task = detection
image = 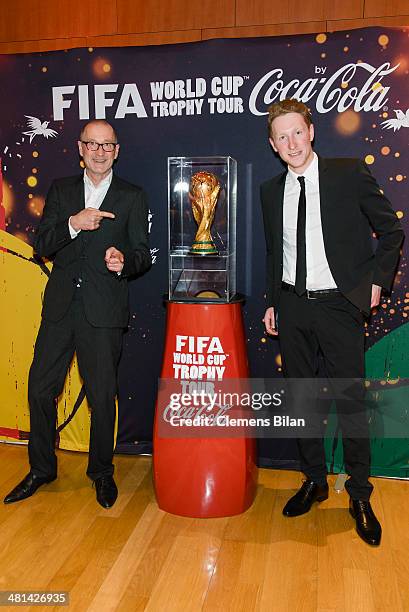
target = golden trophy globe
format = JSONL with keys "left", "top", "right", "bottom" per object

{"left": 189, "top": 171, "right": 220, "bottom": 255}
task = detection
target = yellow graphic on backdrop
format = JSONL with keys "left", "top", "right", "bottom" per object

{"left": 0, "top": 229, "right": 116, "bottom": 452}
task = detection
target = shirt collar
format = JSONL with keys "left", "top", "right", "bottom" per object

{"left": 287, "top": 152, "right": 318, "bottom": 186}
{"left": 83, "top": 170, "right": 113, "bottom": 190}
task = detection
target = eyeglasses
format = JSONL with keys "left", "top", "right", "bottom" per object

{"left": 81, "top": 141, "right": 118, "bottom": 152}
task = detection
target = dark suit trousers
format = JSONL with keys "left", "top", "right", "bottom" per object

{"left": 28, "top": 291, "right": 123, "bottom": 481}
{"left": 278, "top": 290, "right": 373, "bottom": 500}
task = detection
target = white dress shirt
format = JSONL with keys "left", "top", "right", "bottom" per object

{"left": 68, "top": 170, "right": 113, "bottom": 238}
{"left": 282, "top": 153, "right": 337, "bottom": 290}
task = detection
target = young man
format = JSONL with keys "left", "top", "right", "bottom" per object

{"left": 261, "top": 99, "right": 404, "bottom": 545}
{"left": 4, "top": 120, "right": 151, "bottom": 509}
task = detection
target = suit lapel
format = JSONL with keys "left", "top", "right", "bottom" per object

{"left": 99, "top": 175, "right": 120, "bottom": 215}
{"left": 271, "top": 171, "right": 286, "bottom": 266}
{"left": 70, "top": 177, "right": 86, "bottom": 257}
{"left": 81, "top": 174, "right": 121, "bottom": 251}
{"left": 71, "top": 176, "right": 85, "bottom": 214}
{"left": 317, "top": 155, "right": 332, "bottom": 253}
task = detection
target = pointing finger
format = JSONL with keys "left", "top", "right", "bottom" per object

{"left": 98, "top": 211, "right": 115, "bottom": 219}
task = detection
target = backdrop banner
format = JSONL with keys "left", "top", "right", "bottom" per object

{"left": 0, "top": 26, "right": 408, "bottom": 476}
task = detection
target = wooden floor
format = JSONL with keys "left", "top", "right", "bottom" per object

{"left": 0, "top": 444, "right": 408, "bottom": 612}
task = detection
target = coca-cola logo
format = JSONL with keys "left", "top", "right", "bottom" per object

{"left": 249, "top": 62, "right": 399, "bottom": 115}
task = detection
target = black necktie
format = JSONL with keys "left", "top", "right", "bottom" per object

{"left": 295, "top": 176, "right": 306, "bottom": 296}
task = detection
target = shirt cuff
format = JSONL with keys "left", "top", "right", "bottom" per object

{"left": 68, "top": 216, "right": 81, "bottom": 239}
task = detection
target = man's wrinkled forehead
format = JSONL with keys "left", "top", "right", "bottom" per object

{"left": 80, "top": 120, "right": 117, "bottom": 142}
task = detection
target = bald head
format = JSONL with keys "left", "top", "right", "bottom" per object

{"left": 79, "top": 120, "right": 117, "bottom": 143}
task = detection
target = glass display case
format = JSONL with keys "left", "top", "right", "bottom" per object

{"left": 168, "top": 156, "right": 237, "bottom": 302}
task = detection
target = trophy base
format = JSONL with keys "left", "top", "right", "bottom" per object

{"left": 190, "top": 240, "right": 218, "bottom": 255}
{"left": 194, "top": 290, "right": 221, "bottom": 299}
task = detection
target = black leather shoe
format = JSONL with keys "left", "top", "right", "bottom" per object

{"left": 94, "top": 475, "right": 118, "bottom": 509}
{"left": 3, "top": 472, "right": 56, "bottom": 504}
{"left": 283, "top": 480, "right": 329, "bottom": 517}
{"left": 349, "top": 499, "right": 382, "bottom": 546}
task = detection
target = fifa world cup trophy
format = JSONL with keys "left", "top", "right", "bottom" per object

{"left": 189, "top": 171, "right": 220, "bottom": 255}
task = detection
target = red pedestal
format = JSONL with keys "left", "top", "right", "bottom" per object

{"left": 153, "top": 299, "right": 258, "bottom": 518}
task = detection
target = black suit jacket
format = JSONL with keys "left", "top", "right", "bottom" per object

{"left": 34, "top": 174, "right": 151, "bottom": 327}
{"left": 261, "top": 156, "right": 404, "bottom": 315}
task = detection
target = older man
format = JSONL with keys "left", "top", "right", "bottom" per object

{"left": 261, "top": 99, "right": 403, "bottom": 545}
{"left": 4, "top": 120, "right": 151, "bottom": 508}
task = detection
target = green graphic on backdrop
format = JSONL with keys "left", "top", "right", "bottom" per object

{"left": 326, "top": 323, "right": 409, "bottom": 478}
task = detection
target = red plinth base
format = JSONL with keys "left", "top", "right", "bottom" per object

{"left": 153, "top": 299, "right": 258, "bottom": 518}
